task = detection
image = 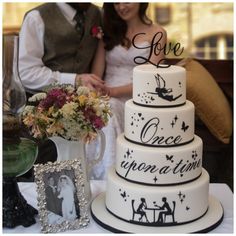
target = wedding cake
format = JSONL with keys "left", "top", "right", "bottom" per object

{"left": 91, "top": 64, "right": 223, "bottom": 233}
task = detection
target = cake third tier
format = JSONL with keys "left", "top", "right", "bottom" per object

{"left": 125, "top": 99, "right": 195, "bottom": 147}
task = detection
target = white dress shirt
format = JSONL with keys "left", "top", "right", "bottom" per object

{"left": 19, "top": 3, "right": 79, "bottom": 92}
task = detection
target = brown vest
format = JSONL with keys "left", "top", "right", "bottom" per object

{"left": 28, "top": 3, "right": 101, "bottom": 73}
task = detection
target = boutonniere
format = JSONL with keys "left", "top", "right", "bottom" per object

{"left": 91, "top": 25, "right": 103, "bottom": 39}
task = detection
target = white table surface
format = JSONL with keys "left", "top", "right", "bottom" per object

{"left": 3, "top": 181, "right": 233, "bottom": 234}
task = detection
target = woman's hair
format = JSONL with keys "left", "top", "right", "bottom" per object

{"left": 58, "top": 175, "right": 75, "bottom": 192}
{"left": 103, "top": 3, "right": 152, "bottom": 50}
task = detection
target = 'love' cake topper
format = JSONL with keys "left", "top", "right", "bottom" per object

{"left": 132, "top": 32, "right": 184, "bottom": 68}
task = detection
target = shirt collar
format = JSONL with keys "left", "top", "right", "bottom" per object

{"left": 56, "top": 3, "right": 77, "bottom": 22}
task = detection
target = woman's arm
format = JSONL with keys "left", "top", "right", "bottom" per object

{"left": 107, "top": 83, "right": 133, "bottom": 98}
{"left": 91, "top": 39, "right": 106, "bottom": 78}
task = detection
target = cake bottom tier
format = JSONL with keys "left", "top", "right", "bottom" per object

{"left": 105, "top": 167, "right": 209, "bottom": 226}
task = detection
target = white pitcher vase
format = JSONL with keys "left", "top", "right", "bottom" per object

{"left": 50, "top": 130, "right": 105, "bottom": 202}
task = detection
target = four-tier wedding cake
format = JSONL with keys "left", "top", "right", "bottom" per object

{"left": 91, "top": 64, "right": 223, "bottom": 233}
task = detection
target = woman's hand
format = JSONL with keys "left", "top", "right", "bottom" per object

{"left": 105, "top": 87, "right": 116, "bottom": 97}
{"left": 75, "top": 73, "right": 107, "bottom": 95}
{"left": 105, "top": 84, "right": 133, "bottom": 98}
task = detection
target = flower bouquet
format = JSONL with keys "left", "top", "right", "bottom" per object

{"left": 22, "top": 84, "right": 112, "bottom": 143}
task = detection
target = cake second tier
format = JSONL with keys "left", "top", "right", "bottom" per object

{"left": 125, "top": 99, "right": 195, "bottom": 147}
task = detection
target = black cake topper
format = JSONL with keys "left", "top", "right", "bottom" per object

{"left": 132, "top": 32, "right": 184, "bottom": 68}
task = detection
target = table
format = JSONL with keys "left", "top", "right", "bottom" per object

{"left": 3, "top": 181, "right": 233, "bottom": 234}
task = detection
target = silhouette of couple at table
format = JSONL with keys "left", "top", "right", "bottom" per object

{"left": 132, "top": 197, "right": 175, "bottom": 224}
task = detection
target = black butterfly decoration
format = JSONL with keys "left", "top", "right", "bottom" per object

{"left": 181, "top": 121, "right": 189, "bottom": 132}
{"left": 166, "top": 155, "right": 174, "bottom": 162}
{"left": 121, "top": 191, "right": 126, "bottom": 198}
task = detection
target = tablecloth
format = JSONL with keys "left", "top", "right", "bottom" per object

{"left": 3, "top": 182, "right": 233, "bottom": 234}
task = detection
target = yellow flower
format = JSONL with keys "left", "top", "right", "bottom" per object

{"left": 47, "top": 121, "right": 64, "bottom": 135}
{"left": 38, "top": 113, "right": 53, "bottom": 124}
{"left": 48, "top": 106, "right": 54, "bottom": 116}
{"left": 23, "top": 114, "right": 35, "bottom": 126}
{"left": 60, "top": 102, "right": 78, "bottom": 118}
{"left": 78, "top": 95, "right": 87, "bottom": 105}
{"left": 32, "top": 125, "right": 43, "bottom": 138}
{"left": 90, "top": 91, "right": 97, "bottom": 98}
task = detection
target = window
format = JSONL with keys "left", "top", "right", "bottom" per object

{"left": 155, "top": 5, "right": 171, "bottom": 25}
{"left": 194, "top": 34, "right": 233, "bottom": 60}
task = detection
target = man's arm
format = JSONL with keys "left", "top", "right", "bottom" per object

{"left": 19, "top": 9, "right": 107, "bottom": 95}
{"left": 19, "top": 10, "right": 76, "bottom": 92}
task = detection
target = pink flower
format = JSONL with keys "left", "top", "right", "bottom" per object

{"left": 39, "top": 88, "right": 67, "bottom": 109}
{"left": 84, "top": 108, "right": 105, "bottom": 129}
{"left": 93, "top": 117, "right": 104, "bottom": 129}
{"left": 91, "top": 25, "right": 103, "bottom": 39}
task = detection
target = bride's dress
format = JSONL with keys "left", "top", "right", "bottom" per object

{"left": 89, "top": 42, "right": 150, "bottom": 180}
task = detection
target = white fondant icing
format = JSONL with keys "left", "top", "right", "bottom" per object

{"left": 116, "top": 134, "right": 203, "bottom": 185}
{"left": 133, "top": 64, "right": 186, "bottom": 107}
{"left": 92, "top": 193, "right": 223, "bottom": 233}
{"left": 106, "top": 168, "right": 209, "bottom": 225}
{"left": 125, "top": 100, "right": 195, "bottom": 147}
{"left": 101, "top": 64, "right": 215, "bottom": 231}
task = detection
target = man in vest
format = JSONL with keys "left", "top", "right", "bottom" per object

{"left": 18, "top": 3, "right": 106, "bottom": 167}
{"left": 19, "top": 2, "right": 105, "bottom": 94}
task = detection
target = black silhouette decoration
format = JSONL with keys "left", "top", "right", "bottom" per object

{"left": 130, "top": 112, "right": 145, "bottom": 135}
{"left": 124, "top": 148, "right": 134, "bottom": 159}
{"left": 130, "top": 196, "right": 178, "bottom": 226}
{"left": 178, "top": 191, "right": 186, "bottom": 203}
{"left": 121, "top": 191, "right": 126, "bottom": 198}
{"left": 166, "top": 155, "right": 174, "bottom": 162}
{"left": 171, "top": 115, "right": 178, "bottom": 128}
{"left": 148, "top": 74, "right": 182, "bottom": 102}
{"left": 153, "top": 176, "right": 158, "bottom": 183}
{"left": 154, "top": 197, "right": 176, "bottom": 223}
{"left": 131, "top": 198, "right": 149, "bottom": 223}
{"left": 119, "top": 189, "right": 129, "bottom": 201}
{"left": 163, "top": 201, "right": 176, "bottom": 223}
{"left": 181, "top": 121, "right": 189, "bottom": 132}
{"left": 192, "top": 150, "right": 198, "bottom": 160}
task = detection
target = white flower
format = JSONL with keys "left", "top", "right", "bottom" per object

{"left": 22, "top": 105, "right": 35, "bottom": 115}
{"left": 76, "top": 86, "right": 90, "bottom": 96}
{"left": 64, "top": 85, "right": 75, "bottom": 93}
{"left": 60, "top": 102, "right": 78, "bottom": 119}
{"left": 28, "top": 93, "right": 47, "bottom": 102}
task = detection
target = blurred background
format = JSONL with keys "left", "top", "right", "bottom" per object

{"left": 3, "top": 2, "right": 234, "bottom": 60}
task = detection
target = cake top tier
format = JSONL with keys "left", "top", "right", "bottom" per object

{"left": 133, "top": 64, "right": 186, "bottom": 107}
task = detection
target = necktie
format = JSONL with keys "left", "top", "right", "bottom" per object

{"left": 73, "top": 11, "right": 85, "bottom": 38}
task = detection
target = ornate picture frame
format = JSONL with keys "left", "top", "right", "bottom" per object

{"left": 34, "top": 159, "right": 89, "bottom": 233}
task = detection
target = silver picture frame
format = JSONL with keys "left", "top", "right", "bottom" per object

{"left": 34, "top": 159, "right": 90, "bottom": 233}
